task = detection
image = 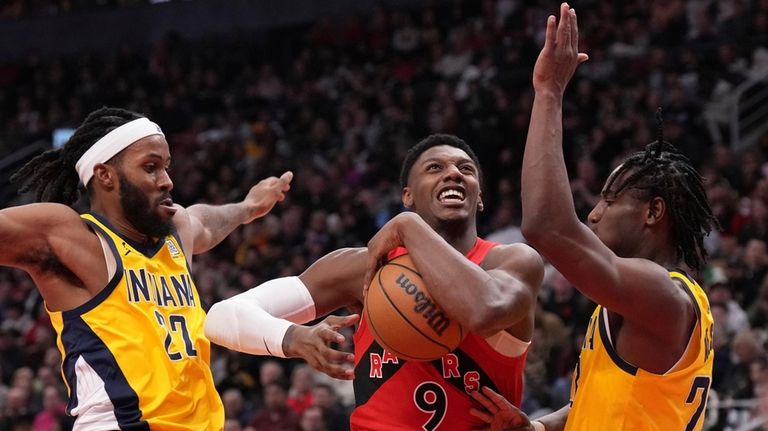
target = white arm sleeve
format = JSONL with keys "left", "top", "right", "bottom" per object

{"left": 204, "top": 276, "right": 316, "bottom": 358}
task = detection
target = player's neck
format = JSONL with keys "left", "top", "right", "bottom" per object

{"left": 90, "top": 201, "right": 157, "bottom": 245}
{"left": 435, "top": 221, "right": 477, "bottom": 255}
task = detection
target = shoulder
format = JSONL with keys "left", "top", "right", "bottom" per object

{"left": 484, "top": 243, "right": 545, "bottom": 288}
{"left": 484, "top": 243, "right": 543, "bottom": 269}
{"left": 169, "top": 204, "right": 193, "bottom": 250}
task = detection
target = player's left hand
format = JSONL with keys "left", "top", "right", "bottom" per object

{"left": 363, "top": 212, "right": 417, "bottom": 292}
{"left": 470, "top": 386, "right": 534, "bottom": 431}
{"left": 243, "top": 171, "right": 293, "bottom": 223}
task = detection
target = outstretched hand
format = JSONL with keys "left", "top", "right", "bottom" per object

{"left": 243, "top": 171, "right": 293, "bottom": 223}
{"left": 470, "top": 386, "right": 534, "bottom": 431}
{"left": 282, "top": 314, "right": 359, "bottom": 380}
{"left": 533, "top": 2, "right": 589, "bottom": 95}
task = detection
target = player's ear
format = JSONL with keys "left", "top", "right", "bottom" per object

{"left": 402, "top": 187, "right": 414, "bottom": 209}
{"left": 646, "top": 196, "right": 666, "bottom": 226}
{"left": 93, "top": 163, "right": 116, "bottom": 190}
{"left": 478, "top": 192, "right": 484, "bottom": 212}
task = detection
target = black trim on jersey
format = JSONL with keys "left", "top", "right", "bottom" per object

{"left": 429, "top": 348, "right": 500, "bottom": 395}
{"left": 87, "top": 212, "right": 167, "bottom": 258}
{"left": 62, "top": 218, "right": 125, "bottom": 321}
{"left": 597, "top": 307, "right": 638, "bottom": 376}
{"left": 353, "top": 340, "right": 406, "bottom": 407}
{"left": 61, "top": 317, "right": 149, "bottom": 430}
{"left": 670, "top": 271, "right": 702, "bottom": 323}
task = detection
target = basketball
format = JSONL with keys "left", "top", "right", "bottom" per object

{"left": 364, "top": 253, "right": 465, "bottom": 361}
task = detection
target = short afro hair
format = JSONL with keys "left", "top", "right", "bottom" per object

{"left": 399, "top": 134, "right": 482, "bottom": 188}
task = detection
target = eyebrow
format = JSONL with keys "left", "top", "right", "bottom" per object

{"left": 420, "top": 156, "right": 475, "bottom": 165}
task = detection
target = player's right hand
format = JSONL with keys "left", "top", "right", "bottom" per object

{"left": 532, "top": 2, "right": 588, "bottom": 95}
{"left": 282, "top": 314, "right": 359, "bottom": 380}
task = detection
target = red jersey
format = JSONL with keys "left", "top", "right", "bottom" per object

{"left": 350, "top": 238, "right": 528, "bottom": 431}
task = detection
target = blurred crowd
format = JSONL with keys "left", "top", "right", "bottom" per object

{"left": 1, "top": 0, "right": 768, "bottom": 430}
{"left": 0, "top": 0, "right": 168, "bottom": 19}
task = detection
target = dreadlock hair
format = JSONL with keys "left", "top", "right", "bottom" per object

{"left": 399, "top": 134, "right": 483, "bottom": 188}
{"left": 11, "top": 107, "right": 144, "bottom": 205}
{"left": 604, "top": 108, "right": 720, "bottom": 272}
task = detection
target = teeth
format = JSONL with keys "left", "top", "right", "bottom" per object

{"left": 439, "top": 190, "right": 464, "bottom": 200}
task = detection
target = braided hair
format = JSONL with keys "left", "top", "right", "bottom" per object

{"left": 605, "top": 108, "right": 720, "bottom": 272}
{"left": 11, "top": 107, "right": 143, "bottom": 205}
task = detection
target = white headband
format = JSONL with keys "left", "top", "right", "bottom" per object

{"left": 75, "top": 117, "right": 165, "bottom": 186}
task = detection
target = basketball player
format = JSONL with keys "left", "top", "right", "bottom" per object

{"left": 470, "top": 4, "right": 717, "bottom": 431}
{"left": 0, "top": 107, "right": 292, "bottom": 430}
{"left": 205, "top": 134, "right": 544, "bottom": 430}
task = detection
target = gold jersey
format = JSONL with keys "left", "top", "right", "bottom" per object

{"left": 48, "top": 213, "right": 224, "bottom": 430}
{"left": 565, "top": 271, "right": 714, "bottom": 431}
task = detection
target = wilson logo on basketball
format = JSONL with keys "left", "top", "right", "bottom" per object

{"left": 395, "top": 273, "right": 451, "bottom": 336}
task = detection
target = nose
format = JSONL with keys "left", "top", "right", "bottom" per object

{"left": 587, "top": 201, "right": 604, "bottom": 225}
{"left": 443, "top": 163, "right": 462, "bottom": 181}
{"left": 158, "top": 168, "right": 174, "bottom": 191}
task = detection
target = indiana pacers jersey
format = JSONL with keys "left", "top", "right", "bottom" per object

{"left": 565, "top": 270, "right": 714, "bottom": 431}
{"left": 47, "top": 213, "right": 224, "bottom": 430}
{"left": 350, "top": 239, "right": 528, "bottom": 431}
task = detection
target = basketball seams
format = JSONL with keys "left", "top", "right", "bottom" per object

{"left": 375, "top": 263, "right": 453, "bottom": 354}
{"left": 385, "top": 261, "right": 423, "bottom": 278}
{"left": 365, "top": 275, "right": 443, "bottom": 361}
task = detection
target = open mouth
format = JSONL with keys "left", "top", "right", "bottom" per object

{"left": 438, "top": 187, "right": 465, "bottom": 204}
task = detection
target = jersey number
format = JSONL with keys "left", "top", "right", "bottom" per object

{"left": 155, "top": 311, "right": 198, "bottom": 360}
{"left": 684, "top": 376, "right": 710, "bottom": 431}
{"left": 414, "top": 382, "right": 447, "bottom": 431}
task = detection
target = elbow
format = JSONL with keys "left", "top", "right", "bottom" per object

{"left": 464, "top": 301, "right": 511, "bottom": 337}
{"left": 204, "top": 301, "right": 230, "bottom": 342}
{"left": 520, "top": 222, "right": 541, "bottom": 246}
{"left": 520, "top": 207, "right": 550, "bottom": 246}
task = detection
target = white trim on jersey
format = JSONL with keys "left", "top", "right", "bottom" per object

{"left": 71, "top": 356, "right": 120, "bottom": 431}
{"left": 484, "top": 330, "right": 531, "bottom": 358}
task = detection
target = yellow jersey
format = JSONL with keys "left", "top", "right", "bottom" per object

{"left": 565, "top": 271, "right": 714, "bottom": 431}
{"left": 48, "top": 213, "right": 224, "bottom": 430}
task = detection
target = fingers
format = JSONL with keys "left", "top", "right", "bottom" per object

{"left": 482, "top": 385, "right": 515, "bottom": 409}
{"left": 570, "top": 7, "right": 589, "bottom": 63}
{"left": 469, "top": 407, "right": 493, "bottom": 423}
{"left": 544, "top": 15, "right": 556, "bottom": 49}
{"left": 555, "top": 3, "right": 569, "bottom": 51}
{"left": 570, "top": 8, "right": 578, "bottom": 54}
{"left": 470, "top": 388, "right": 498, "bottom": 413}
{"left": 280, "top": 170, "right": 293, "bottom": 182}
{"left": 324, "top": 314, "right": 360, "bottom": 331}
{"left": 317, "top": 362, "right": 355, "bottom": 380}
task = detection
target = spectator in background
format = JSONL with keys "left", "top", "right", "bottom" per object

{"left": 286, "top": 365, "right": 315, "bottom": 416}
{"left": 299, "top": 406, "right": 327, "bottom": 431}
{"left": 250, "top": 382, "right": 301, "bottom": 431}
{"left": 310, "top": 383, "right": 349, "bottom": 431}
{"left": 1, "top": 0, "right": 768, "bottom": 427}
{"left": 32, "top": 386, "right": 66, "bottom": 431}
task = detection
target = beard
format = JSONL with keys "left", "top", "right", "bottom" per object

{"left": 118, "top": 172, "right": 174, "bottom": 239}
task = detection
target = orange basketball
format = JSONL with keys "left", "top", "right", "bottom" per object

{"left": 364, "top": 253, "right": 465, "bottom": 361}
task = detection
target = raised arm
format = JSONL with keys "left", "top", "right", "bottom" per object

{"left": 177, "top": 171, "right": 292, "bottom": 255}
{"left": 365, "top": 212, "right": 543, "bottom": 338}
{"left": 519, "top": 6, "right": 691, "bottom": 350}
